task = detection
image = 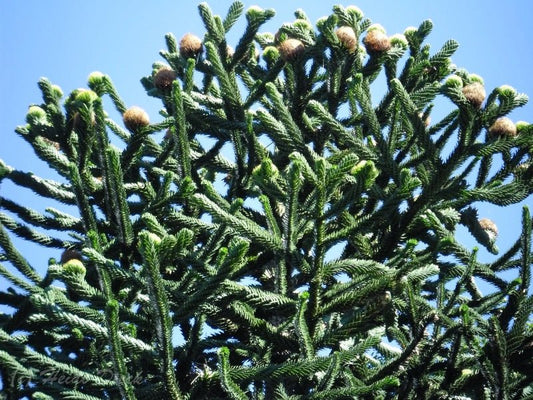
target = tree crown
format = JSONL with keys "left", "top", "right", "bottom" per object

{"left": 0, "top": 2, "right": 532, "bottom": 399}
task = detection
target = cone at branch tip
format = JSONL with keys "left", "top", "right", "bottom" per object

{"left": 153, "top": 67, "right": 177, "bottom": 91}
{"left": 363, "top": 24, "right": 391, "bottom": 54}
{"left": 489, "top": 117, "right": 517, "bottom": 138}
{"left": 179, "top": 33, "right": 203, "bottom": 59}
{"left": 123, "top": 106, "right": 150, "bottom": 132}
{"left": 479, "top": 218, "right": 498, "bottom": 242}
{"left": 336, "top": 26, "right": 357, "bottom": 52}
{"left": 462, "top": 82, "right": 486, "bottom": 108}
{"left": 278, "top": 38, "right": 305, "bottom": 62}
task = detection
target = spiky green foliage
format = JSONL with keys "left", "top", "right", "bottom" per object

{"left": 1, "top": 3, "right": 533, "bottom": 399}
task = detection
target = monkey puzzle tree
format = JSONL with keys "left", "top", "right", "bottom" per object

{"left": 1, "top": 2, "right": 532, "bottom": 399}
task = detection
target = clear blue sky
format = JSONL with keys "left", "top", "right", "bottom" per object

{"left": 1, "top": 1, "right": 532, "bottom": 282}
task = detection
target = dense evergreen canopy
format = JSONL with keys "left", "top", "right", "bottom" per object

{"left": 1, "top": 3, "right": 532, "bottom": 399}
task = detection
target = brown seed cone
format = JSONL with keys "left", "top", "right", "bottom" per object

{"left": 278, "top": 38, "right": 305, "bottom": 62}
{"left": 123, "top": 106, "right": 150, "bottom": 132}
{"left": 462, "top": 82, "right": 486, "bottom": 108}
{"left": 60, "top": 248, "right": 83, "bottom": 264}
{"left": 363, "top": 30, "right": 391, "bottom": 54}
{"left": 489, "top": 117, "right": 517, "bottom": 138}
{"left": 179, "top": 33, "right": 203, "bottom": 59}
{"left": 153, "top": 67, "right": 177, "bottom": 91}
{"left": 479, "top": 218, "right": 498, "bottom": 241}
{"left": 336, "top": 26, "right": 358, "bottom": 52}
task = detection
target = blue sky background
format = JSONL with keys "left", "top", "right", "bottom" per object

{"left": 1, "top": 1, "right": 532, "bottom": 289}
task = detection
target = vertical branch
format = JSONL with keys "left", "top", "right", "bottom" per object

{"left": 138, "top": 231, "right": 182, "bottom": 400}
{"left": 258, "top": 195, "right": 281, "bottom": 238}
{"left": 105, "top": 299, "right": 137, "bottom": 400}
{"left": 218, "top": 347, "right": 248, "bottom": 400}
{"left": 228, "top": 5, "right": 274, "bottom": 69}
{"left": 308, "top": 158, "right": 326, "bottom": 334}
{"left": 68, "top": 162, "right": 98, "bottom": 234}
{"left": 294, "top": 291, "right": 314, "bottom": 360}
{"left": 204, "top": 41, "right": 244, "bottom": 121}
{"left": 443, "top": 248, "right": 478, "bottom": 315}
{"left": 229, "top": 127, "right": 246, "bottom": 196}
{"left": 104, "top": 147, "right": 134, "bottom": 249}
{"left": 244, "top": 111, "right": 264, "bottom": 179}
{"left": 520, "top": 206, "right": 531, "bottom": 294}
{"left": 198, "top": 2, "right": 225, "bottom": 43}
{"left": 86, "top": 231, "right": 136, "bottom": 400}
{"left": 489, "top": 317, "right": 509, "bottom": 400}
{"left": 184, "top": 58, "right": 196, "bottom": 93}
{"left": 280, "top": 161, "right": 302, "bottom": 295}
{"left": 172, "top": 81, "right": 191, "bottom": 180}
